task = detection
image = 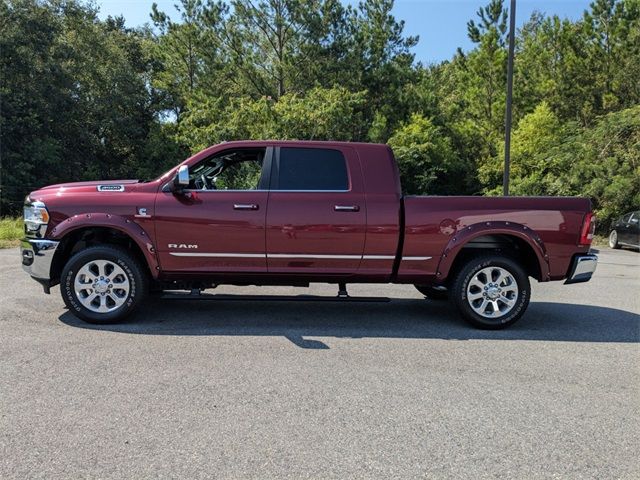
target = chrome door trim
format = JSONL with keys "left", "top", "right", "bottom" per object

{"left": 168, "top": 252, "right": 431, "bottom": 261}
{"left": 268, "top": 253, "right": 362, "bottom": 260}
{"left": 169, "top": 252, "right": 266, "bottom": 258}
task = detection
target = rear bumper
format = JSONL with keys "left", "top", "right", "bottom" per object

{"left": 21, "top": 238, "right": 59, "bottom": 293}
{"left": 564, "top": 253, "right": 598, "bottom": 284}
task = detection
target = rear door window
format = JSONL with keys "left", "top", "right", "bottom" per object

{"left": 274, "top": 148, "right": 349, "bottom": 191}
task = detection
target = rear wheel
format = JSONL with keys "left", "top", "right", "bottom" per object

{"left": 414, "top": 285, "right": 448, "bottom": 300}
{"left": 60, "top": 245, "right": 147, "bottom": 324}
{"left": 609, "top": 230, "right": 621, "bottom": 249}
{"left": 450, "top": 255, "right": 530, "bottom": 329}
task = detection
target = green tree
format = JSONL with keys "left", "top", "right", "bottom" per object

{"left": 177, "top": 87, "right": 367, "bottom": 151}
{"left": 514, "top": 14, "right": 585, "bottom": 122}
{"left": 581, "top": 0, "right": 640, "bottom": 114}
{"left": 515, "top": 0, "right": 640, "bottom": 126}
{"left": 0, "top": 0, "right": 182, "bottom": 214}
{"left": 558, "top": 106, "right": 640, "bottom": 229}
{"left": 488, "top": 103, "right": 640, "bottom": 230}
{"left": 434, "top": 0, "right": 509, "bottom": 193}
{"left": 488, "top": 102, "right": 563, "bottom": 195}
{"left": 219, "top": 0, "right": 316, "bottom": 99}
{"left": 355, "top": 0, "right": 418, "bottom": 139}
{"left": 388, "top": 114, "right": 468, "bottom": 195}
{"left": 150, "top": 0, "right": 227, "bottom": 119}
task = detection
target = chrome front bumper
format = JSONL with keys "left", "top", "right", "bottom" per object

{"left": 21, "top": 238, "right": 59, "bottom": 292}
{"left": 565, "top": 253, "right": 598, "bottom": 284}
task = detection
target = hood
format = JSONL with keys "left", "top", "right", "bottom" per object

{"left": 27, "top": 179, "right": 150, "bottom": 206}
{"left": 38, "top": 179, "right": 140, "bottom": 191}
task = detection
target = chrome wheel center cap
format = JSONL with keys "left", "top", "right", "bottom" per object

{"left": 94, "top": 280, "right": 109, "bottom": 294}
{"left": 487, "top": 286, "right": 500, "bottom": 300}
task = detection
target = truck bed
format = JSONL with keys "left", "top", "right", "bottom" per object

{"left": 398, "top": 195, "right": 592, "bottom": 282}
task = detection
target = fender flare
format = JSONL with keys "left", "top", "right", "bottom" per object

{"left": 435, "top": 221, "right": 550, "bottom": 282}
{"left": 49, "top": 213, "right": 159, "bottom": 278}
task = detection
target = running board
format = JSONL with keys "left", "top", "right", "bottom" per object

{"left": 160, "top": 292, "right": 390, "bottom": 303}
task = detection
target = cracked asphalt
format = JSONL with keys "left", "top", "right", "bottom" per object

{"left": 1, "top": 246, "right": 639, "bottom": 479}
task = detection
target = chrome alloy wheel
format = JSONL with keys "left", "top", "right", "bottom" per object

{"left": 466, "top": 266, "right": 519, "bottom": 319}
{"left": 74, "top": 260, "right": 130, "bottom": 313}
{"left": 609, "top": 230, "right": 617, "bottom": 248}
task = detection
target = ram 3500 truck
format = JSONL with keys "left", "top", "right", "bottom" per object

{"left": 21, "top": 141, "right": 597, "bottom": 329}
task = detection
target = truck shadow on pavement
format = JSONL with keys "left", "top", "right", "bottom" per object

{"left": 58, "top": 298, "right": 640, "bottom": 348}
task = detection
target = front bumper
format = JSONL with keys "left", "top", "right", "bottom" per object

{"left": 21, "top": 238, "right": 60, "bottom": 293}
{"left": 564, "top": 253, "right": 598, "bottom": 284}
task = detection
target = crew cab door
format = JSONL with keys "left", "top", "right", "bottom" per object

{"left": 265, "top": 146, "right": 366, "bottom": 274}
{"left": 154, "top": 147, "right": 271, "bottom": 273}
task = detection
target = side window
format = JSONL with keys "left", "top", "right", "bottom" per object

{"left": 621, "top": 213, "right": 633, "bottom": 223}
{"left": 629, "top": 213, "right": 639, "bottom": 224}
{"left": 189, "top": 148, "right": 265, "bottom": 190}
{"left": 276, "top": 148, "right": 349, "bottom": 191}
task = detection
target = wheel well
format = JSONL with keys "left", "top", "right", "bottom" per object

{"left": 51, "top": 227, "right": 150, "bottom": 283}
{"left": 446, "top": 234, "right": 542, "bottom": 283}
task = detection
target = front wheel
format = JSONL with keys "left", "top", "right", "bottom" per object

{"left": 609, "top": 230, "right": 621, "bottom": 249}
{"left": 450, "top": 255, "right": 530, "bottom": 329}
{"left": 61, "top": 245, "right": 148, "bottom": 324}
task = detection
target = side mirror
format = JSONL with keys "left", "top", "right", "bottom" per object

{"left": 173, "top": 165, "right": 190, "bottom": 192}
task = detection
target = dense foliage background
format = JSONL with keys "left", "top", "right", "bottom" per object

{"left": 1, "top": 0, "right": 639, "bottom": 230}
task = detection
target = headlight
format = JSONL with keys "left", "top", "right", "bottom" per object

{"left": 23, "top": 199, "right": 50, "bottom": 233}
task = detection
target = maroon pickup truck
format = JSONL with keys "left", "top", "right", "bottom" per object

{"left": 21, "top": 141, "right": 597, "bottom": 329}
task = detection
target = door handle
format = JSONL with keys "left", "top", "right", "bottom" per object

{"left": 234, "top": 204, "right": 259, "bottom": 211}
{"left": 334, "top": 205, "right": 360, "bottom": 212}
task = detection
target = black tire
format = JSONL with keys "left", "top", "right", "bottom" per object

{"left": 414, "top": 284, "right": 448, "bottom": 300}
{"left": 450, "top": 254, "right": 530, "bottom": 330}
{"left": 609, "top": 230, "right": 621, "bottom": 249}
{"left": 60, "top": 245, "right": 148, "bottom": 324}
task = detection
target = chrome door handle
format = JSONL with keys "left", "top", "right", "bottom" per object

{"left": 334, "top": 205, "right": 360, "bottom": 212}
{"left": 234, "top": 204, "right": 259, "bottom": 210}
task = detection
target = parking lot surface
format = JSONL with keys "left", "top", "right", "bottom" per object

{"left": 1, "top": 246, "right": 639, "bottom": 479}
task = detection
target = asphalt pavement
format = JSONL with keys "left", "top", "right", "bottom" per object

{"left": 1, "top": 246, "right": 638, "bottom": 479}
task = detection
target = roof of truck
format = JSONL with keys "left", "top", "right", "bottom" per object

{"left": 215, "top": 140, "right": 389, "bottom": 148}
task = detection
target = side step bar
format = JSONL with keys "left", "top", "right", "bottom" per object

{"left": 160, "top": 292, "right": 390, "bottom": 303}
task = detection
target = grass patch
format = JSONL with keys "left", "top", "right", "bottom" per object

{"left": 0, "top": 217, "right": 23, "bottom": 248}
{"left": 592, "top": 234, "right": 610, "bottom": 248}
